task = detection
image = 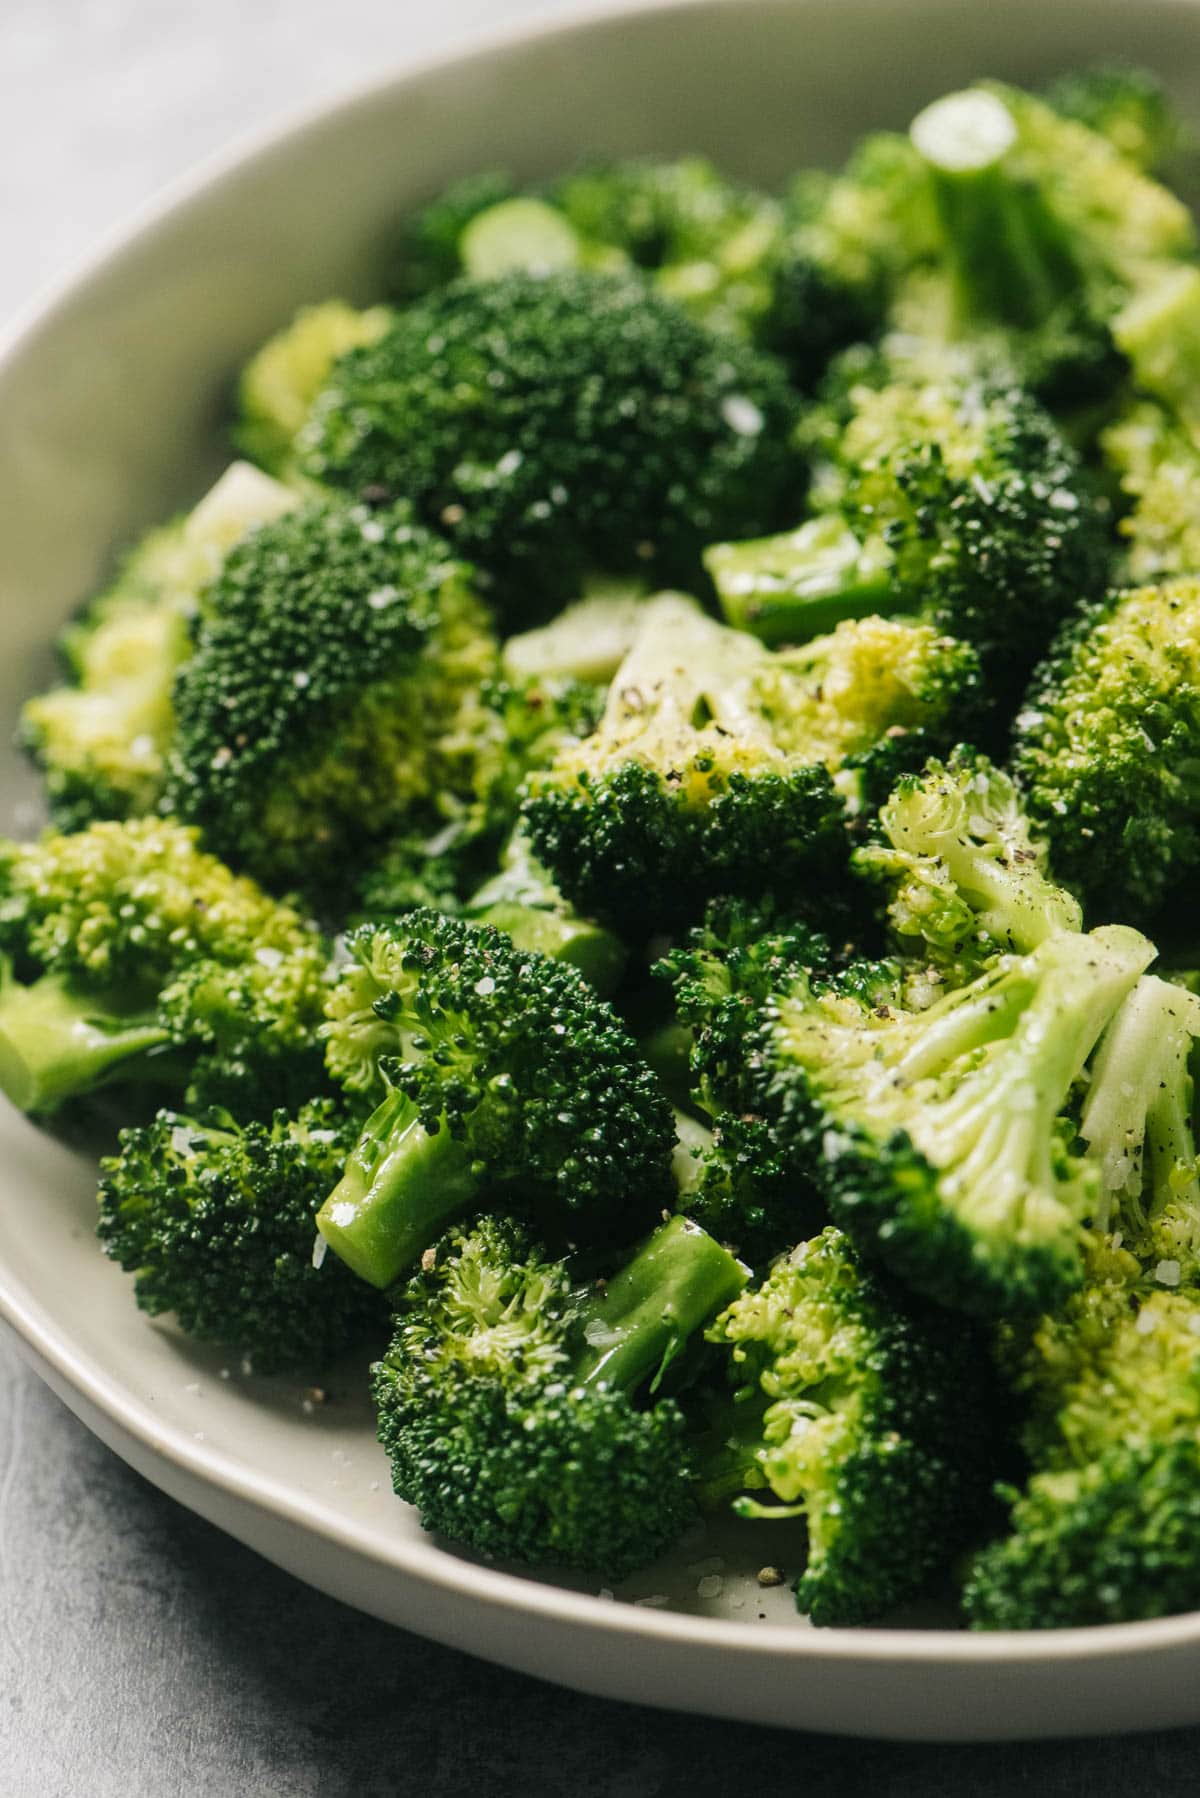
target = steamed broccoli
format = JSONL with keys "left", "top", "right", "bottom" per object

{"left": 97, "top": 1100, "right": 383, "bottom": 1373}
{"left": 373, "top": 1211, "right": 746, "bottom": 1576}
{"left": 461, "top": 831, "right": 626, "bottom": 995}
{"left": 522, "top": 594, "right": 981, "bottom": 931}
{"left": 706, "top": 354, "right": 1111, "bottom": 689}
{"left": 295, "top": 270, "right": 801, "bottom": 617}
{"left": 20, "top": 463, "right": 299, "bottom": 830}
{"left": 855, "top": 749, "right": 1082, "bottom": 983}
{"left": 704, "top": 1227, "right": 994, "bottom": 1624}
{"left": 164, "top": 497, "right": 499, "bottom": 909}
{"left": 964, "top": 1271, "right": 1200, "bottom": 1629}
{"left": 757, "top": 925, "right": 1156, "bottom": 1315}
{"left": 316, "top": 911, "right": 675, "bottom": 1288}
{"left": 1012, "top": 577, "right": 1200, "bottom": 925}
{"left": 905, "top": 80, "right": 1195, "bottom": 408}
{"left": 0, "top": 818, "right": 331, "bottom": 1120}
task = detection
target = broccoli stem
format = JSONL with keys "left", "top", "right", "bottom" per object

{"left": 467, "top": 899, "right": 626, "bottom": 994}
{"left": 910, "top": 88, "right": 1080, "bottom": 329}
{"left": 571, "top": 1215, "right": 747, "bottom": 1392}
{"left": 705, "top": 517, "right": 896, "bottom": 646}
{"left": 315, "top": 1088, "right": 480, "bottom": 1289}
{"left": 0, "top": 968, "right": 172, "bottom": 1114}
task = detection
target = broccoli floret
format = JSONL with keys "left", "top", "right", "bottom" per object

{"left": 97, "top": 1100, "right": 383, "bottom": 1374}
{"left": 1045, "top": 64, "right": 1186, "bottom": 173}
{"left": 704, "top": 1227, "right": 994, "bottom": 1624}
{"left": 522, "top": 594, "right": 981, "bottom": 931}
{"left": 964, "top": 1277, "right": 1200, "bottom": 1628}
{"left": 0, "top": 819, "right": 330, "bottom": 1119}
{"left": 20, "top": 463, "right": 299, "bottom": 831}
{"left": 295, "top": 270, "right": 801, "bottom": 618}
{"left": 164, "top": 497, "right": 499, "bottom": 909}
{"left": 234, "top": 300, "right": 394, "bottom": 476}
{"left": 706, "top": 359, "right": 1111, "bottom": 689}
{"left": 316, "top": 911, "right": 675, "bottom": 1288}
{"left": 908, "top": 82, "right": 1194, "bottom": 337}
{"left": 1012, "top": 577, "right": 1200, "bottom": 925}
{"left": 1101, "top": 399, "right": 1200, "bottom": 582}
{"left": 855, "top": 749, "right": 1082, "bottom": 982}
{"left": 758, "top": 925, "right": 1156, "bottom": 1315}
{"left": 372, "top": 1211, "right": 747, "bottom": 1577}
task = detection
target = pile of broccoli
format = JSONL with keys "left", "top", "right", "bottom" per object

{"left": 16, "top": 63, "right": 1200, "bottom": 1634}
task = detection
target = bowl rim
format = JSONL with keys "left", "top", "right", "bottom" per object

{"left": 3, "top": 0, "right": 1200, "bottom": 1672}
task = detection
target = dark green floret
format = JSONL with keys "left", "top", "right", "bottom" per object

{"left": 317, "top": 910, "right": 676, "bottom": 1288}
{"left": 707, "top": 354, "right": 1112, "bottom": 689}
{"left": 164, "top": 497, "right": 499, "bottom": 909}
{"left": 965, "top": 1267, "right": 1200, "bottom": 1628}
{"left": 0, "top": 818, "right": 330, "bottom": 1120}
{"left": 97, "top": 1100, "right": 383, "bottom": 1374}
{"left": 522, "top": 594, "right": 981, "bottom": 931}
{"left": 296, "top": 269, "right": 802, "bottom": 617}
{"left": 1011, "top": 577, "right": 1200, "bottom": 925}
{"left": 758, "top": 926, "right": 1155, "bottom": 1315}
{"left": 704, "top": 1227, "right": 994, "bottom": 1625}
{"left": 855, "top": 749, "right": 1082, "bottom": 983}
{"left": 372, "top": 1211, "right": 747, "bottom": 1576}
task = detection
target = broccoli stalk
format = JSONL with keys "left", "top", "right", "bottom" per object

{"left": 372, "top": 1212, "right": 746, "bottom": 1576}
{"left": 317, "top": 912, "right": 675, "bottom": 1288}
{"left": 0, "top": 964, "right": 176, "bottom": 1114}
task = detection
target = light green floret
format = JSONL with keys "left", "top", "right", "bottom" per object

{"left": 234, "top": 299, "right": 394, "bottom": 476}
{"left": 762, "top": 926, "right": 1156, "bottom": 1315}
{"left": 855, "top": 749, "right": 1082, "bottom": 983}
{"left": 21, "top": 463, "right": 297, "bottom": 831}
{"left": 1101, "top": 399, "right": 1200, "bottom": 581}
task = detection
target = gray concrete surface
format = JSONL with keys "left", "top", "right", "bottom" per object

{"left": 5, "top": 3, "right": 1200, "bottom": 1791}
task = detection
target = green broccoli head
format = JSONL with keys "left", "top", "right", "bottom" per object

{"left": 317, "top": 910, "right": 676, "bottom": 1288}
{"left": 0, "top": 818, "right": 331, "bottom": 1118}
{"left": 965, "top": 1281, "right": 1200, "bottom": 1628}
{"left": 20, "top": 463, "right": 299, "bottom": 831}
{"left": 1012, "top": 578, "right": 1200, "bottom": 925}
{"left": 709, "top": 353, "right": 1112, "bottom": 684}
{"left": 705, "top": 1227, "right": 993, "bottom": 1625}
{"left": 97, "top": 1100, "right": 384, "bottom": 1374}
{"left": 855, "top": 749, "right": 1082, "bottom": 983}
{"left": 372, "top": 1211, "right": 746, "bottom": 1577}
{"left": 759, "top": 926, "right": 1156, "bottom": 1316}
{"left": 1045, "top": 64, "right": 1186, "bottom": 173}
{"left": 522, "top": 595, "right": 980, "bottom": 931}
{"left": 295, "top": 269, "right": 802, "bottom": 618}
{"left": 164, "top": 497, "right": 499, "bottom": 909}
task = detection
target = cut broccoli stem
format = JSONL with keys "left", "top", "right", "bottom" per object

{"left": 910, "top": 88, "right": 1081, "bottom": 330}
{"left": 704, "top": 517, "right": 896, "bottom": 645}
{"left": 315, "top": 1088, "right": 479, "bottom": 1289}
{"left": 0, "top": 968, "right": 174, "bottom": 1115}
{"left": 460, "top": 198, "right": 584, "bottom": 279}
{"left": 572, "top": 1215, "right": 747, "bottom": 1392}
{"left": 465, "top": 898, "right": 626, "bottom": 992}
